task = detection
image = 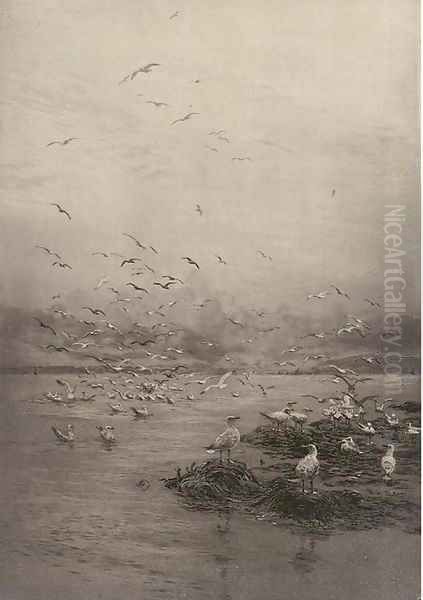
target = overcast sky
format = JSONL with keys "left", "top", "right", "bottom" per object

{"left": 0, "top": 0, "right": 419, "bottom": 320}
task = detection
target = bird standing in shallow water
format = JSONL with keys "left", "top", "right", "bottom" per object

{"left": 381, "top": 444, "right": 396, "bottom": 481}
{"left": 206, "top": 416, "right": 241, "bottom": 463}
{"left": 296, "top": 444, "right": 319, "bottom": 494}
{"left": 52, "top": 424, "right": 74, "bottom": 443}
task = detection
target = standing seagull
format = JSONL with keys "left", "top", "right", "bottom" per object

{"left": 296, "top": 444, "right": 320, "bottom": 494}
{"left": 381, "top": 444, "right": 396, "bottom": 481}
{"left": 205, "top": 416, "right": 241, "bottom": 463}
{"left": 50, "top": 203, "right": 71, "bottom": 221}
{"left": 171, "top": 112, "right": 199, "bottom": 125}
{"left": 51, "top": 424, "right": 75, "bottom": 443}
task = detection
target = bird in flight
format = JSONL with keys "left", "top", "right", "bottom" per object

{"left": 126, "top": 282, "right": 149, "bottom": 293}
{"left": 228, "top": 317, "right": 243, "bottom": 327}
{"left": 201, "top": 372, "right": 232, "bottom": 394}
{"left": 154, "top": 281, "right": 177, "bottom": 290}
{"left": 307, "top": 290, "right": 330, "bottom": 300}
{"left": 82, "top": 306, "right": 106, "bottom": 316}
{"left": 46, "top": 138, "right": 78, "bottom": 148}
{"left": 162, "top": 275, "right": 184, "bottom": 284}
{"left": 33, "top": 318, "right": 56, "bottom": 336}
{"left": 52, "top": 261, "right": 72, "bottom": 269}
{"left": 119, "top": 63, "right": 160, "bottom": 84}
{"left": 123, "top": 233, "right": 146, "bottom": 249}
{"left": 36, "top": 246, "right": 61, "bottom": 260}
{"left": 121, "top": 257, "right": 142, "bottom": 267}
{"left": 257, "top": 250, "right": 272, "bottom": 261}
{"left": 46, "top": 344, "right": 69, "bottom": 352}
{"left": 146, "top": 100, "right": 168, "bottom": 108}
{"left": 169, "top": 11, "right": 180, "bottom": 19}
{"left": 171, "top": 112, "right": 199, "bottom": 125}
{"left": 195, "top": 204, "right": 203, "bottom": 216}
{"left": 232, "top": 157, "right": 251, "bottom": 162}
{"left": 216, "top": 255, "right": 227, "bottom": 265}
{"left": 94, "top": 277, "right": 109, "bottom": 290}
{"left": 364, "top": 297, "right": 382, "bottom": 308}
{"left": 182, "top": 256, "right": 200, "bottom": 269}
{"left": 50, "top": 203, "right": 71, "bottom": 221}
{"left": 209, "top": 129, "right": 225, "bottom": 136}
{"left": 330, "top": 284, "right": 350, "bottom": 299}
{"left": 92, "top": 251, "right": 109, "bottom": 258}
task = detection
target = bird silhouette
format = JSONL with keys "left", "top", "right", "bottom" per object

{"left": 119, "top": 63, "right": 160, "bottom": 84}
{"left": 121, "top": 258, "right": 142, "bottom": 267}
{"left": 182, "top": 256, "right": 200, "bottom": 269}
{"left": 82, "top": 306, "right": 106, "bottom": 316}
{"left": 171, "top": 112, "right": 199, "bottom": 125}
{"left": 123, "top": 233, "right": 146, "bottom": 249}
{"left": 126, "top": 282, "right": 149, "bottom": 293}
{"left": 36, "top": 245, "right": 61, "bottom": 259}
{"left": 50, "top": 203, "right": 71, "bottom": 220}
{"left": 52, "top": 261, "right": 72, "bottom": 269}
{"left": 33, "top": 318, "right": 56, "bottom": 336}
{"left": 154, "top": 281, "right": 177, "bottom": 290}
{"left": 146, "top": 100, "right": 168, "bottom": 108}
{"left": 47, "top": 138, "right": 78, "bottom": 148}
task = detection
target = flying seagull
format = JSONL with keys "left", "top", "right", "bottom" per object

{"left": 82, "top": 306, "right": 106, "bottom": 316}
{"left": 123, "top": 233, "right": 146, "bottom": 249}
{"left": 36, "top": 246, "right": 61, "bottom": 259}
{"left": 119, "top": 63, "right": 160, "bottom": 84}
{"left": 33, "top": 318, "right": 56, "bottom": 336}
{"left": 195, "top": 204, "right": 203, "bottom": 216}
{"left": 182, "top": 256, "right": 200, "bottom": 270}
{"left": 121, "top": 257, "right": 142, "bottom": 267}
{"left": 216, "top": 255, "right": 227, "bottom": 265}
{"left": 50, "top": 203, "right": 71, "bottom": 221}
{"left": 146, "top": 100, "right": 168, "bottom": 108}
{"left": 171, "top": 112, "right": 199, "bottom": 125}
{"left": 330, "top": 284, "right": 351, "bottom": 299}
{"left": 52, "top": 261, "right": 72, "bottom": 269}
{"left": 46, "top": 138, "right": 78, "bottom": 147}
{"left": 232, "top": 157, "right": 251, "bottom": 162}
{"left": 126, "top": 282, "right": 149, "bottom": 293}
{"left": 169, "top": 11, "right": 180, "bottom": 19}
{"left": 154, "top": 281, "right": 177, "bottom": 290}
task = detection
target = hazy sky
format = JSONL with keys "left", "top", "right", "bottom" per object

{"left": 0, "top": 0, "right": 419, "bottom": 318}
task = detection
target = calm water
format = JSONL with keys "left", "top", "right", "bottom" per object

{"left": 0, "top": 373, "right": 420, "bottom": 600}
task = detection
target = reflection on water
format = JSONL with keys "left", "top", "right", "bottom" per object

{"left": 0, "top": 373, "right": 420, "bottom": 600}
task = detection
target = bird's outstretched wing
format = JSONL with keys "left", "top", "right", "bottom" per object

{"left": 218, "top": 371, "right": 232, "bottom": 387}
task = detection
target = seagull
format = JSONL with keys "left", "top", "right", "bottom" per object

{"left": 205, "top": 416, "right": 241, "bottom": 462}
{"left": 200, "top": 372, "right": 232, "bottom": 394}
{"left": 216, "top": 255, "right": 227, "bottom": 265}
{"left": 259, "top": 407, "right": 291, "bottom": 431}
{"left": 340, "top": 437, "right": 362, "bottom": 454}
{"left": 154, "top": 281, "right": 177, "bottom": 290}
{"left": 119, "top": 63, "right": 160, "bottom": 84}
{"left": 307, "top": 290, "right": 330, "bottom": 300}
{"left": 126, "top": 282, "right": 149, "bottom": 293}
{"left": 145, "top": 100, "right": 168, "bottom": 107}
{"left": 51, "top": 424, "right": 75, "bottom": 442}
{"left": 33, "top": 318, "right": 56, "bottom": 336}
{"left": 46, "top": 344, "right": 69, "bottom": 352}
{"left": 381, "top": 444, "right": 396, "bottom": 481}
{"left": 296, "top": 444, "right": 319, "bottom": 494}
{"left": 171, "top": 112, "right": 199, "bottom": 125}
{"left": 290, "top": 410, "right": 308, "bottom": 431}
{"left": 123, "top": 233, "right": 146, "bottom": 249}
{"left": 364, "top": 298, "right": 382, "bottom": 308}
{"left": 36, "top": 245, "right": 62, "bottom": 259}
{"left": 232, "top": 156, "right": 251, "bottom": 162}
{"left": 94, "top": 277, "right": 109, "bottom": 290}
{"left": 182, "top": 256, "right": 200, "bottom": 269}
{"left": 47, "top": 138, "right": 78, "bottom": 148}
{"left": 162, "top": 275, "right": 184, "bottom": 284}
{"left": 195, "top": 204, "right": 203, "bottom": 216}
{"left": 92, "top": 251, "right": 109, "bottom": 258}
{"left": 209, "top": 129, "right": 225, "bottom": 136}
{"left": 358, "top": 422, "right": 376, "bottom": 444}
{"left": 52, "top": 261, "right": 72, "bottom": 269}
{"left": 97, "top": 425, "right": 115, "bottom": 443}
{"left": 50, "top": 203, "right": 71, "bottom": 220}
{"left": 385, "top": 412, "right": 400, "bottom": 427}
{"left": 131, "top": 406, "right": 150, "bottom": 418}
{"left": 169, "top": 11, "right": 179, "bottom": 19}
{"left": 274, "top": 361, "right": 297, "bottom": 368}
{"left": 109, "top": 403, "right": 126, "bottom": 414}
{"left": 228, "top": 317, "right": 243, "bottom": 327}
{"left": 330, "top": 284, "right": 351, "bottom": 299}
{"left": 82, "top": 306, "right": 106, "bottom": 316}
{"left": 56, "top": 378, "right": 77, "bottom": 401}
{"left": 121, "top": 258, "right": 142, "bottom": 267}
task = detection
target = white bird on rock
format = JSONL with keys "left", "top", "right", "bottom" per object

{"left": 296, "top": 444, "right": 319, "bottom": 494}
{"left": 381, "top": 444, "right": 396, "bottom": 481}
